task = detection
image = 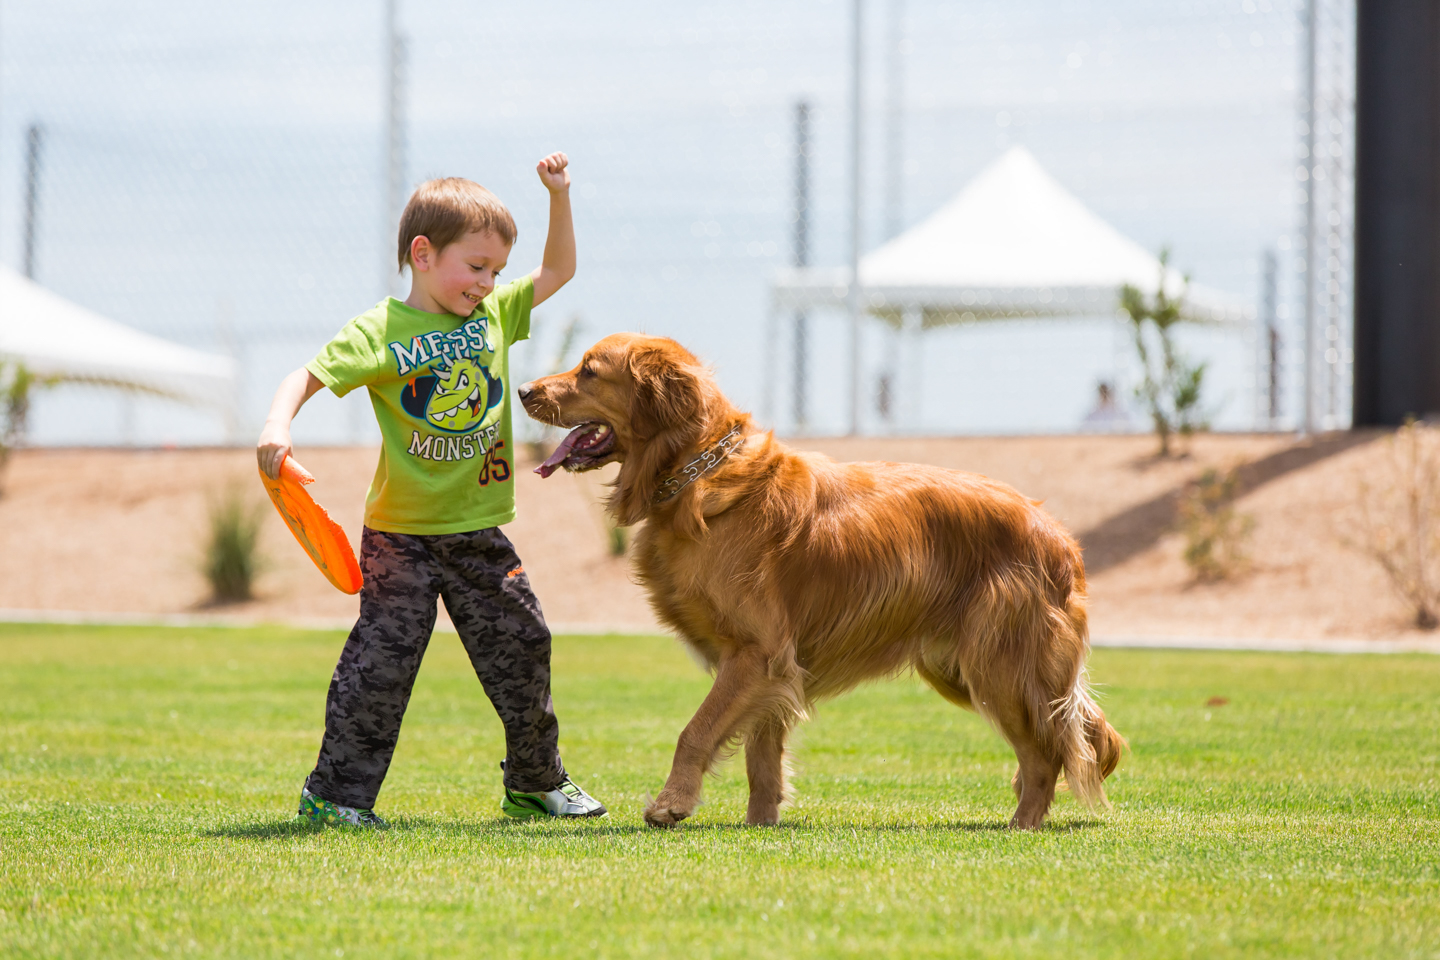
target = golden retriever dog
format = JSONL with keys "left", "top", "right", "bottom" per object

{"left": 519, "top": 333, "right": 1124, "bottom": 829}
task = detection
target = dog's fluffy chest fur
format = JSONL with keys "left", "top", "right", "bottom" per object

{"left": 632, "top": 510, "right": 764, "bottom": 668}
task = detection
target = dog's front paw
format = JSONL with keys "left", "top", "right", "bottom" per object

{"left": 643, "top": 792, "right": 695, "bottom": 828}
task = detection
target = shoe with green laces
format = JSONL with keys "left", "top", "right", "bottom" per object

{"left": 499, "top": 762, "right": 608, "bottom": 819}
{"left": 297, "top": 787, "right": 388, "bottom": 828}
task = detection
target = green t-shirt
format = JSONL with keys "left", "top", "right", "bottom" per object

{"left": 306, "top": 276, "right": 532, "bottom": 535}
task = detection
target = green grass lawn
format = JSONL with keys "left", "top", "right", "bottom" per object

{"left": 1, "top": 622, "right": 1437, "bottom": 959}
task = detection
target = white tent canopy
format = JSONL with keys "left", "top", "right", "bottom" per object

{"left": 771, "top": 145, "right": 1253, "bottom": 327}
{"left": 0, "top": 265, "right": 235, "bottom": 408}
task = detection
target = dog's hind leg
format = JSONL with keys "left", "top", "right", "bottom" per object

{"left": 969, "top": 681, "right": 1059, "bottom": 829}
{"left": 921, "top": 658, "right": 1056, "bottom": 827}
{"left": 744, "top": 716, "right": 792, "bottom": 826}
{"left": 1005, "top": 730, "right": 1060, "bottom": 830}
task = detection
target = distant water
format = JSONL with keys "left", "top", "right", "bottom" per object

{"left": 0, "top": 0, "right": 1312, "bottom": 445}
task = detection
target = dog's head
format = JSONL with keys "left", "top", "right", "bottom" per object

{"left": 519, "top": 333, "right": 736, "bottom": 526}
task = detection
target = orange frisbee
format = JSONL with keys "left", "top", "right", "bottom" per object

{"left": 258, "top": 455, "right": 363, "bottom": 595}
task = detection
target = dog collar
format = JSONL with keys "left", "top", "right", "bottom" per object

{"left": 652, "top": 424, "right": 745, "bottom": 504}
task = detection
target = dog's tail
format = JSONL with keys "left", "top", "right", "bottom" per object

{"left": 1039, "top": 555, "right": 1125, "bottom": 810}
{"left": 1050, "top": 666, "right": 1126, "bottom": 809}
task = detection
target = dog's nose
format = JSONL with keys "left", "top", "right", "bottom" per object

{"left": 517, "top": 382, "right": 534, "bottom": 403}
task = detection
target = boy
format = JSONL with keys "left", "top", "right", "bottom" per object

{"left": 257, "top": 152, "right": 605, "bottom": 827}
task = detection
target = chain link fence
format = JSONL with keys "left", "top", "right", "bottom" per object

{"left": 0, "top": 0, "right": 1351, "bottom": 444}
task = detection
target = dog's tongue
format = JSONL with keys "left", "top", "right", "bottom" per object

{"left": 534, "top": 424, "right": 593, "bottom": 478}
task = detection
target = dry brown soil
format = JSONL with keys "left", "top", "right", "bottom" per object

{"left": 0, "top": 431, "right": 1425, "bottom": 641}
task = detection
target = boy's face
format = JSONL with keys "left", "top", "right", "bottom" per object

{"left": 415, "top": 229, "right": 512, "bottom": 317}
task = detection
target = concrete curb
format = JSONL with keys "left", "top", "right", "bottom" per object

{"left": 3, "top": 607, "right": 1439, "bottom": 653}
{"left": 1090, "top": 634, "right": 1440, "bottom": 655}
{"left": 0, "top": 608, "right": 659, "bottom": 638}
{"left": 0, "top": 608, "right": 360, "bottom": 632}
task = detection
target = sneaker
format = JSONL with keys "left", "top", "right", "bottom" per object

{"left": 499, "top": 762, "right": 608, "bottom": 819}
{"left": 297, "top": 787, "right": 388, "bottom": 829}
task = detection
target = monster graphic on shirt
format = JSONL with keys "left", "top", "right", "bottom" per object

{"left": 400, "top": 353, "right": 505, "bottom": 433}
{"left": 391, "top": 317, "right": 505, "bottom": 437}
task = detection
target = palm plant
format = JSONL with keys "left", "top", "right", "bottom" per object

{"left": 1120, "top": 250, "right": 1207, "bottom": 457}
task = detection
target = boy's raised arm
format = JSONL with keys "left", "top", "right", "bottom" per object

{"left": 531, "top": 151, "right": 575, "bottom": 308}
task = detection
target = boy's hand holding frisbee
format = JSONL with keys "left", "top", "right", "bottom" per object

{"left": 256, "top": 369, "right": 361, "bottom": 594}
{"left": 257, "top": 453, "right": 363, "bottom": 595}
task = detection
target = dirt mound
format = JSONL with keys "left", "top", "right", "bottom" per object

{"left": 0, "top": 432, "right": 1425, "bottom": 641}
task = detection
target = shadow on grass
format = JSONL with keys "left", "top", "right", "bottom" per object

{"left": 664, "top": 818, "right": 1106, "bottom": 835}
{"left": 204, "top": 815, "right": 1104, "bottom": 840}
{"left": 203, "top": 819, "right": 333, "bottom": 839}
{"left": 201, "top": 816, "right": 650, "bottom": 841}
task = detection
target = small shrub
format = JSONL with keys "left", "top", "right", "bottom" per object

{"left": 1346, "top": 420, "right": 1440, "bottom": 629}
{"left": 202, "top": 484, "right": 267, "bottom": 604}
{"left": 1178, "top": 466, "right": 1253, "bottom": 582}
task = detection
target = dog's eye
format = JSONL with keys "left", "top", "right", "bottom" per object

{"left": 579, "top": 364, "right": 596, "bottom": 379}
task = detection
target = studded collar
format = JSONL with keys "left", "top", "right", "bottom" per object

{"left": 651, "top": 424, "right": 746, "bottom": 504}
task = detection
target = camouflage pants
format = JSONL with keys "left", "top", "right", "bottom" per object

{"left": 304, "top": 526, "right": 564, "bottom": 809}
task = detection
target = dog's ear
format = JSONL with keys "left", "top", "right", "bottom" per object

{"left": 612, "top": 344, "right": 708, "bottom": 527}
{"left": 627, "top": 346, "right": 703, "bottom": 440}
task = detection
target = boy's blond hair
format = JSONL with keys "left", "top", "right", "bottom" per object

{"left": 397, "top": 177, "right": 517, "bottom": 270}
